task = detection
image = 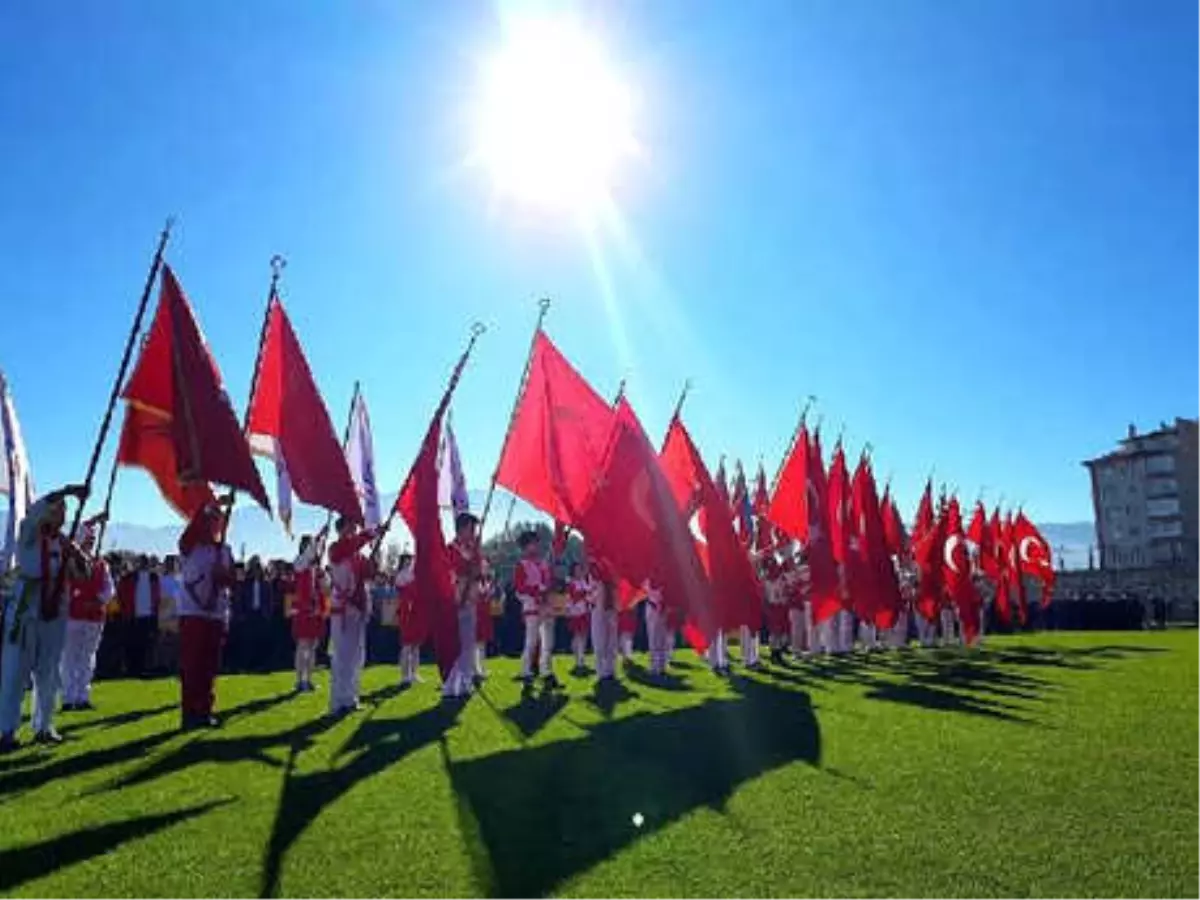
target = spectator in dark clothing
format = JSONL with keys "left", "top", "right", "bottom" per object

{"left": 116, "top": 555, "right": 160, "bottom": 677}
{"left": 233, "top": 557, "right": 278, "bottom": 672}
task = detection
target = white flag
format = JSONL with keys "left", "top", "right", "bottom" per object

{"left": 0, "top": 370, "right": 35, "bottom": 572}
{"left": 275, "top": 440, "right": 294, "bottom": 538}
{"left": 437, "top": 416, "right": 470, "bottom": 516}
{"left": 345, "top": 390, "right": 381, "bottom": 528}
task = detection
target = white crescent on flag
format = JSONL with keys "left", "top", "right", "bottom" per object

{"left": 943, "top": 534, "right": 965, "bottom": 574}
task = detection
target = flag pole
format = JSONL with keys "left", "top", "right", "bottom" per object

{"left": 70, "top": 219, "right": 174, "bottom": 541}
{"left": 373, "top": 321, "right": 486, "bottom": 557}
{"left": 669, "top": 379, "right": 692, "bottom": 424}
{"left": 322, "top": 380, "right": 361, "bottom": 533}
{"left": 479, "top": 297, "right": 550, "bottom": 533}
{"left": 767, "top": 394, "right": 815, "bottom": 499}
{"left": 221, "top": 255, "right": 284, "bottom": 542}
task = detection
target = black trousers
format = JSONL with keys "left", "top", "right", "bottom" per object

{"left": 125, "top": 617, "right": 157, "bottom": 677}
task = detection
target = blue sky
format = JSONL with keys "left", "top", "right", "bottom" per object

{"left": 1, "top": 0, "right": 1195, "bottom": 538}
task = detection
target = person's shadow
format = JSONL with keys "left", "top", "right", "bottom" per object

{"left": 446, "top": 676, "right": 820, "bottom": 897}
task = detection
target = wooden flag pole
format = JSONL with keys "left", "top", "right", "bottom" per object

{"left": 220, "top": 255, "right": 285, "bottom": 542}
{"left": 48, "top": 218, "right": 173, "bottom": 614}
{"left": 478, "top": 297, "right": 550, "bottom": 534}
{"left": 372, "top": 321, "right": 486, "bottom": 558}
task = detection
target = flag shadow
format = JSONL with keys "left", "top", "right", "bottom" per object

{"left": 259, "top": 702, "right": 462, "bottom": 898}
{"left": 622, "top": 660, "right": 691, "bottom": 692}
{"left": 0, "top": 798, "right": 231, "bottom": 893}
{"left": 447, "top": 676, "right": 820, "bottom": 898}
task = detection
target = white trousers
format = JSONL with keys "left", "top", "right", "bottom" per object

{"left": 571, "top": 631, "right": 588, "bottom": 669}
{"left": 706, "top": 630, "right": 728, "bottom": 670}
{"left": 646, "top": 605, "right": 672, "bottom": 674}
{"left": 916, "top": 613, "right": 936, "bottom": 647}
{"left": 812, "top": 616, "right": 835, "bottom": 654}
{"left": 789, "top": 606, "right": 809, "bottom": 655}
{"left": 294, "top": 638, "right": 317, "bottom": 686}
{"left": 835, "top": 610, "right": 854, "bottom": 654}
{"left": 591, "top": 608, "right": 618, "bottom": 679}
{"left": 940, "top": 608, "right": 959, "bottom": 646}
{"left": 0, "top": 602, "right": 67, "bottom": 736}
{"left": 443, "top": 604, "right": 476, "bottom": 698}
{"left": 475, "top": 643, "right": 488, "bottom": 678}
{"left": 399, "top": 644, "right": 422, "bottom": 684}
{"left": 61, "top": 619, "right": 104, "bottom": 705}
{"left": 520, "top": 616, "right": 555, "bottom": 678}
{"left": 889, "top": 611, "right": 909, "bottom": 649}
{"left": 618, "top": 631, "right": 634, "bottom": 660}
{"left": 740, "top": 625, "right": 760, "bottom": 666}
{"left": 858, "top": 622, "right": 878, "bottom": 650}
{"left": 329, "top": 608, "right": 366, "bottom": 712}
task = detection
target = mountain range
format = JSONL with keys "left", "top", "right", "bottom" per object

{"left": 3, "top": 499, "right": 1097, "bottom": 569}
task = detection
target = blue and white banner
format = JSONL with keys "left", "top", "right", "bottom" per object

{"left": 345, "top": 390, "right": 381, "bottom": 528}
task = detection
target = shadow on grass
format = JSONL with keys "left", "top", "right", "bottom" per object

{"left": 862, "top": 682, "right": 1032, "bottom": 723}
{"left": 259, "top": 702, "right": 463, "bottom": 898}
{"left": 623, "top": 660, "right": 691, "bottom": 692}
{"left": 58, "top": 702, "right": 179, "bottom": 738}
{"left": 586, "top": 679, "right": 640, "bottom": 718}
{"left": 0, "top": 798, "right": 232, "bottom": 892}
{"left": 447, "top": 676, "right": 820, "bottom": 898}
{"left": 504, "top": 689, "right": 569, "bottom": 739}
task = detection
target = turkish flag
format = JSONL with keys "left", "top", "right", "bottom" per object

{"left": 805, "top": 428, "right": 842, "bottom": 626}
{"left": 245, "top": 295, "right": 362, "bottom": 522}
{"left": 827, "top": 444, "right": 851, "bottom": 566}
{"left": 912, "top": 502, "right": 945, "bottom": 624}
{"left": 852, "top": 458, "right": 902, "bottom": 630}
{"left": 942, "top": 498, "right": 983, "bottom": 644}
{"left": 880, "top": 486, "right": 907, "bottom": 557}
{"left": 660, "top": 415, "right": 762, "bottom": 634}
{"left": 494, "top": 331, "right": 613, "bottom": 525}
{"left": 1013, "top": 511, "right": 1054, "bottom": 605}
{"left": 116, "top": 405, "right": 215, "bottom": 518}
{"left": 766, "top": 424, "right": 813, "bottom": 544}
{"left": 912, "top": 479, "right": 934, "bottom": 548}
{"left": 578, "top": 398, "right": 714, "bottom": 649}
{"left": 395, "top": 413, "right": 459, "bottom": 680}
{"left": 119, "top": 265, "right": 268, "bottom": 515}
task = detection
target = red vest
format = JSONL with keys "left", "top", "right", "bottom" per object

{"left": 68, "top": 560, "right": 111, "bottom": 623}
{"left": 117, "top": 571, "right": 161, "bottom": 620}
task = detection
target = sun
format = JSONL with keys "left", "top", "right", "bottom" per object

{"left": 471, "top": 16, "right": 638, "bottom": 214}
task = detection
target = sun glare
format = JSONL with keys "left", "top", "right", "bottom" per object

{"left": 472, "top": 16, "right": 637, "bottom": 214}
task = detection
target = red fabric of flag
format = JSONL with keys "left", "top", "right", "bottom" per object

{"left": 912, "top": 479, "right": 934, "bottom": 548}
{"left": 804, "top": 428, "right": 842, "bottom": 626}
{"left": 246, "top": 295, "right": 362, "bottom": 522}
{"left": 912, "top": 503, "right": 945, "bottom": 624}
{"left": 494, "top": 331, "right": 613, "bottom": 525}
{"left": 1013, "top": 512, "right": 1055, "bottom": 604}
{"left": 660, "top": 415, "right": 762, "bottom": 633}
{"left": 852, "top": 458, "right": 902, "bottom": 630}
{"left": 395, "top": 413, "right": 459, "bottom": 679}
{"left": 943, "top": 501, "right": 983, "bottom": 643}
{"left": 880, "top": 486, "right": 907, "bottom": 557}
{"left": 766, "top": 425, "right": 812, "bottom": 544}
{"left": 578, "top": 399, "right": 714, "bottom": 649}
{"left": 119, "top": 265, "right": 268, "bottom": 514}
{"left": 827, "top": 444, "right": 852, "bottom": 566}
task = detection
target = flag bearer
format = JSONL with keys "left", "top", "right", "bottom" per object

{"left": 515, "top": 530, "right": 556, "bottom": 687}
{"left": 0, "top": 484, "right": 89, "bottom": 750}
{"left": 444, "top": 511, "right": 482, "bottom": 700}
{"left": 394, "top": 553, "right": 424, "bottom": 686}
{"left": 706, "top": 627, "right": 730, "bottom": 674}
{"left": 327, "top": 516, "right": 378, "bottom": 716}
{"left": 177, "top": 497, "right": 236, "bottom": 731}
{"left": 764, "top": 557, "right": 790, "bottom": 664}
{"left": 588, "top": 559, "right": 618, "bottom": 681}
{"left": 474, "top": 559, "right": 497, "bottom": 681}
{"left": 60, "top": 516, "right": 114, "bottom": 711}
{"left": 788, "top": 558, "right": 812, "bottom": 658}
{"left": 290, "top": 525, "right": 329, "bottom": 693}
{"left": 617, "top": 604, "right": 637, "bottom": 663}
{"left": 645, "top": 582, "right": 674, "bottom": 676}
{"left": 566, "top": 562, "right": 591, "bottom": 674}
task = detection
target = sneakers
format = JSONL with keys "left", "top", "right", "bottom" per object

{"left": 544, "top": 674, "right": 561, "bottom": 690}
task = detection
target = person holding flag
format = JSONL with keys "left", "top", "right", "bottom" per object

{"left": 587, "top": 556, "right": 618, "bottom": 682}
{"left": 60, "top": 514, "right": 114, "bottom": 711}
{"left": 394, "top": 552, "right": 425, "bottom": 687}
{"left": 515, "top": 529, "right": 556, "bottom": 687}
{"left": 566, "top": 561, "right": 592, "bottom": 674}
{"left": 327, "top": 516, "right": 380, "bottom": 716}
{"left": 0, "top": 483, "right": 89, "bottom": 750}
{"left": 177, "top": 496, "right": 237, "bottom": 730}
{"left": 444, "top": 511, "right": 484, "bottom": 699}
{"left": 290, "top": 525, "right": 330, "bottom": 693}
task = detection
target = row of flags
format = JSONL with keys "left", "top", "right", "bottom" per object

{"left": 2, "top": 244, "right": 1057, "bottom": 673}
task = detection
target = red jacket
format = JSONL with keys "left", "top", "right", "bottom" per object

{"left": 117, "top": 571, "right": 161, "bottom": 620}
{"left": 69, "top": 559, "right": 113, "bottom": 623}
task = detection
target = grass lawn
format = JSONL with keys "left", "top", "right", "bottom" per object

{"left": 0, "top": 630, "right": 1195, "bottom": 898}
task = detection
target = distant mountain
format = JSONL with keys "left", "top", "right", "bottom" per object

{"left": 2, "top": 502, "right": 1096, "bottom": 570}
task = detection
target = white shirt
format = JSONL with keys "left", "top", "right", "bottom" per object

{"left": 135, "top": 571, "right": 155, "bottom": 618}
{"left": 179, "top": 543, "right": 234, "bottom": 621}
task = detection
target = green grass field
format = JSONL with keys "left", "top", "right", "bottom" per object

{"left": 0, "top": 630, "right": 1195, "bottom": 898}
